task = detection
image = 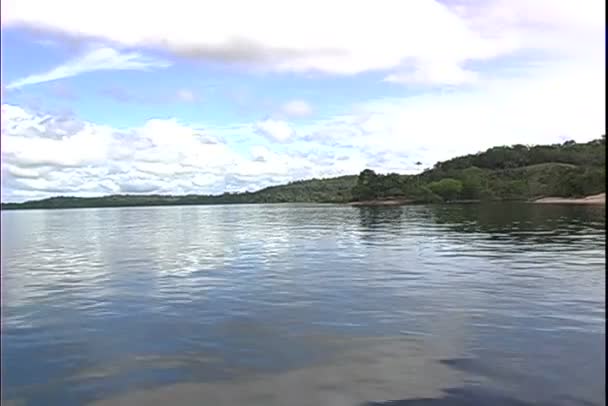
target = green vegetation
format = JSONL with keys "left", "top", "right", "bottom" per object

{"left": 428, "top": 178, "right": 463, "bottom": 201}
{"left": 349, "top": 136, "right": 605, "bottom": 203}
{"left": 1, "top": 176, "right": 358, "bottom": 210}
{"left": 2, "top": 137, "right": 604, "bottom": 210}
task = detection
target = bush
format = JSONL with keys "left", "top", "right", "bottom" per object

{"left": 428, "top": 178, "right": 463, "bottom": 201}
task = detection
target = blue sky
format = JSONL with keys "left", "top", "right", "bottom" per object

{"left": 1, "top": 0, "right": 605, "bottom": 202}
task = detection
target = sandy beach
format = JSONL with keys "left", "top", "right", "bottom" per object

{"left": 533, "top": 193, "right": 606, "bottom": 205}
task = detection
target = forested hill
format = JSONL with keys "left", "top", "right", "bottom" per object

{"left": 0, "top": 176, "right": 358, "bottom": 210}
{"left": 351, "top": 136, "right": 605, "bottom": 203}
{"left": 2, "top": 136, "right": 605, "bottom": 210}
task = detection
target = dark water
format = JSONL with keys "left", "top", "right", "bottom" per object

{"left": 1, "top": 203, "right": 605, "bottom": 406}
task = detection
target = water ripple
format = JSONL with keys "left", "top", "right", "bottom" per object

{"left": 1, "top": 203, "right": 605, "bottom": 406}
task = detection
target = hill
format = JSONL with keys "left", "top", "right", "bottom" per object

{"left": 351, "top": 136, "right": 605, "bottom": 203}
{"left": 1, "top": 176, "right": 358, "bottom": 210}
{"left": 1, "top": 137, "right": 604, "bottom": 210}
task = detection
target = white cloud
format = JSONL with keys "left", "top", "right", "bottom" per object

{"left": 5, "top": 164, "right": 43, "bottom": 179}
{"left": 250, "top": 145, "right": 272, "bottom": 162}
{"left": 0, "top": 105, "right": 321, "bottom": 201}
{"left": 2, "top": 0, "right": 603, "bottom": 84}
{"left": 1, "top": 105, "right": 115, "bottom": 167}
{"left": 304, "top": 59, "right": 605, "bottom": 168}
{"left": 0, "top": 14, "right": 604, "bottom": 204}
{"left": 281, "top": 100, "right": 313, "bottom": 117}
{"left": 255, "top": 119, "right": 294, "bottom": 142}
{"left": 1, "top": 64, "right": 604, "bottom": 202}
{"left": 385, "top": 62, "right": 478, "bottom": 86}
{"left": 5, "top": 46, "right": 170, "bottom": 89}
{"left": 444, "top": 0, "right": 604, "bottom": 56}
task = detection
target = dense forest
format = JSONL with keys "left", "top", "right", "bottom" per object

{"left": 2, "top": 136, "right": 604, "bottom": 210}
{"left": 352, "top": 136, "right": 605, "bottom": 203}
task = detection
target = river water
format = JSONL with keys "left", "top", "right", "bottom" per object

{"left": 1, "top": 203, "right": 605, "bottom": 405}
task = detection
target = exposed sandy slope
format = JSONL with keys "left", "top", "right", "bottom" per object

{"left": 534, "top": 193, "right": 605, "bottom": 204}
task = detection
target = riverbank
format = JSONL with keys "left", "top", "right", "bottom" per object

{"left": 533, "top": 193, "right": 605, "bottom": 205}
{"left": 349, "top": 198, "right": 413, "bottom": 206}
{"left": 349, "top": 199, "right": 484, "bottom": 207}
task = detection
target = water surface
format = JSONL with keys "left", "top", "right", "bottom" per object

{"left": 1, "top": 203, "right": 605, "bottom": 405}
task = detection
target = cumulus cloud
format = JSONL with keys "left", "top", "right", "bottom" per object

{"left": 254, "top": 119, "right": 295, "bottom": 142}
{"left": 2, "top": 0, "right": 603, "bottom": 84}
{"left": 0, "top": 3, "right": 604, "bottom": 204}
{"left": 299, "top": 59, "right": 605, "bottom": 168}
{"left": 0, "top": 105, "right": 321, "bottom": 201}
{"left": 1, "top": 54, "right": 604, "bottom": 203}
{"left": 5, "top": 46, "right": 170, "bottom": 89}
{"left": 251, "top": 145, "right": 272, "bottom": 162}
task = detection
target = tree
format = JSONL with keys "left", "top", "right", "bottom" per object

{"left": 428, "top": 178, "right": 463, "bottom": 201}
{"left": 358, "top": 169, "right": 377, "bottom": 185}
{"left": 351, "top": 169, "right": 380, "bottom": 200}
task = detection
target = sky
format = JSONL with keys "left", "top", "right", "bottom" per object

{"left": 0, "top": 0, "right": 605, "bottom": 202}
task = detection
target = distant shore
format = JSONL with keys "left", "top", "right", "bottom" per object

{"left": 349, "top": 199, "right": 486, "bottom": 207}
{"left": 533, "top": 193, "right": 605, "bottom": 205}
{"left": 349, "top": 194, "right": 607, "bottom": 207}
{"left": 349, "top": 198, "right": 413, "bottom": 206}
{"left": 3, "top": 195, "right": 605, "bottom": 211}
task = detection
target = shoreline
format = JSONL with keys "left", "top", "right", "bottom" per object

{"left": 349, "top": 199, "right": 413, "bottom": 207}
{"left": 3, "top": 194, "right": 605, "bottom": 211}
{"left": 532, "top": 193, "right": 605, "bottom": 205}
{"left": 350, "top": 193, "right": 607, "bottom": 207}
{"left": 348, "top": 199, "right": 485, "bottom": 207}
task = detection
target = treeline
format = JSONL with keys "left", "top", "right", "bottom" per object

{"left": 2, "top": 137, "right": 604, "bottom": 210}
{"left": 1, "top": 176, "right": 358, "bottom": 210}
{"left": 433, "top": 137, "right": 605, "bottom": 171}
{"left": 351, "top": 136, "right": 605, "bottom": 203}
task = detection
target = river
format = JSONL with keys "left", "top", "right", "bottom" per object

{"left": 1, "top": 203, "right": 605, "bottom": 405}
